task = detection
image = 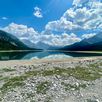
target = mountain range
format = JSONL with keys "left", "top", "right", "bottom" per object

{"left": 0, "top": 30, "right": 60, "bottom": 50}
{"left": 0, "top": 30, "right": 37, "bottom": 50}
{"left": 61, "top": 32, "right": 102, "bottom": 51}
{"left": 0, "top": 29, "right": 102, "bottom": 51}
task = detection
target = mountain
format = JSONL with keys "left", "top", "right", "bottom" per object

{"left": 85, "top": 41, "right": 102, "bottom": 51}
{"left": 20, "top": 38, "right": 36, "bottom": 48}
{"left": 61, "top": 32, "right": 102, "bottom": 51}
{"left": 82, "top": 32, "right": 102, "bottom": 44}
{"left": 35, "top": 41, "right": 63, "bottom": 50}
{"left": 0, "top": 30, "right": 37, "bottom": 50}
{"left": 48, "top": 46, "right": 63, "bottom": 50}
{"left": 34, "top": 41, "right": 51, "bottom": 49}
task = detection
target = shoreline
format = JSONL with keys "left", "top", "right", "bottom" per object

{"left": 0, "top": 56, "right": 102, "bottom": 67}
{"left": 0, "top": 50, "right": 102, "bottom": 54}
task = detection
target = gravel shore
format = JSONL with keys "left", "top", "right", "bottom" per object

{"left": 0, "top": 57, "right": 102, "bottom": 102}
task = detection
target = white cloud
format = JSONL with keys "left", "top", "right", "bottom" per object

{"left": 3, "top": 23, "right": 38, "bottom": 38}
{"left": 33, "top": 7, "right": 43, "bottom": 18}
{"left": 3, "top": 23, "right": 97, "bottom": 47}
{"left": 82, "top": 33, "right": 96, "bottom": 39}
{"left": 73, "top": 0, "right": 81, "bottom": 6}
{"left": 40, "top": 33, "right": 81, "bottom": 46}
{"left": 45, "top": 17, "right": 79, "bottom": 32}
{"left": 45, "top": 0, "right": 102, "bottom": 32}
{"left": 73, "top": 0, "right": 100, "bottom": 7}
{"left": 2, "top": 23, "right": 39, "bottom": 47}
{"left": 2, "top": 23, "right": 81, "bottom": 48}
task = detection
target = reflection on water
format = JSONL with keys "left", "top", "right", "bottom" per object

{"left": 0, "top": 51, "right": 102, "bottom": 60}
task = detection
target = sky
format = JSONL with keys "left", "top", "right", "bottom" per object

{"left": 0, "top": 0, "right": 102, "bottom": 48}
{"left": 0, "top": 0, "right": 73, "bottom": 31}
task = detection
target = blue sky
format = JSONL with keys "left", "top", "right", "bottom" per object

{"left": 0, "top": 0, "right": 73, "bottom": 31}
{"left": 0, "top": 0, "right": 102, "bottom": 47}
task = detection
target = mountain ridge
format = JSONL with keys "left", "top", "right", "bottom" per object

{"left": 0, "top": 30, "right": 37, "bottom": 50}
{"left": 61, "top": 32, "right": 102, "bottom": 51}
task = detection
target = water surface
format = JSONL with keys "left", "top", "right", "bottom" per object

{"left": 0, "top": 51, "right": 102, "bottom": 61}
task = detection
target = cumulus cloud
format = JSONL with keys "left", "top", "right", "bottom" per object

{"left": 45, "top": 0, "right": 102, "bottom": 32}
{"left": 2, "top": 23, "right": 81, "bottom": 48}
{"left": 3, "top": 23, "right": 38, "bottom": 38}
{"left": 45, "top": 17, "right": 79, "bottom": 32}
{"left": 40, "top": 33, "right": 81, "bottom": 46}
{"left": 3, "top": 23, "right": 39, "bottom": 47}
{"left": 33, "top": 7, "right": 43, "bottom": 18}
{"left": 73, "top": 0, "right": 100, "bottom": 7}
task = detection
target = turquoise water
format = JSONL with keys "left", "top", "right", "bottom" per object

{"left": 0, "top": 51, "right": 102, "bottom": 61}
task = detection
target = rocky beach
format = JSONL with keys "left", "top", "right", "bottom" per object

{"left": 0, "top": 57, "right": 102, "bottom": 102}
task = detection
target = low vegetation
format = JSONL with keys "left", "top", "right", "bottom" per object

{"left": 61, "top": 82, "right": 87, "bottom": 91}
{"left": 0, "top": 68, "right": 16, "bottom": 73}
{"left": 36, "top": 81, "right": 51, "bottom": 94}
{"left": 0, "top": 61, "right": 102, "bottom": 101}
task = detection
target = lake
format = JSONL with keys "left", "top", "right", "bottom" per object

{"left": 0, "top": 51, "right": 102, "bottom": 61}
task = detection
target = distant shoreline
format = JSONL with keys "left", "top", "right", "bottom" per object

{"left": 0, "top": 50, "right": 102, "bottom": 54}
{"left": 0, "top": 50, "right": 42, "bottom": 53}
